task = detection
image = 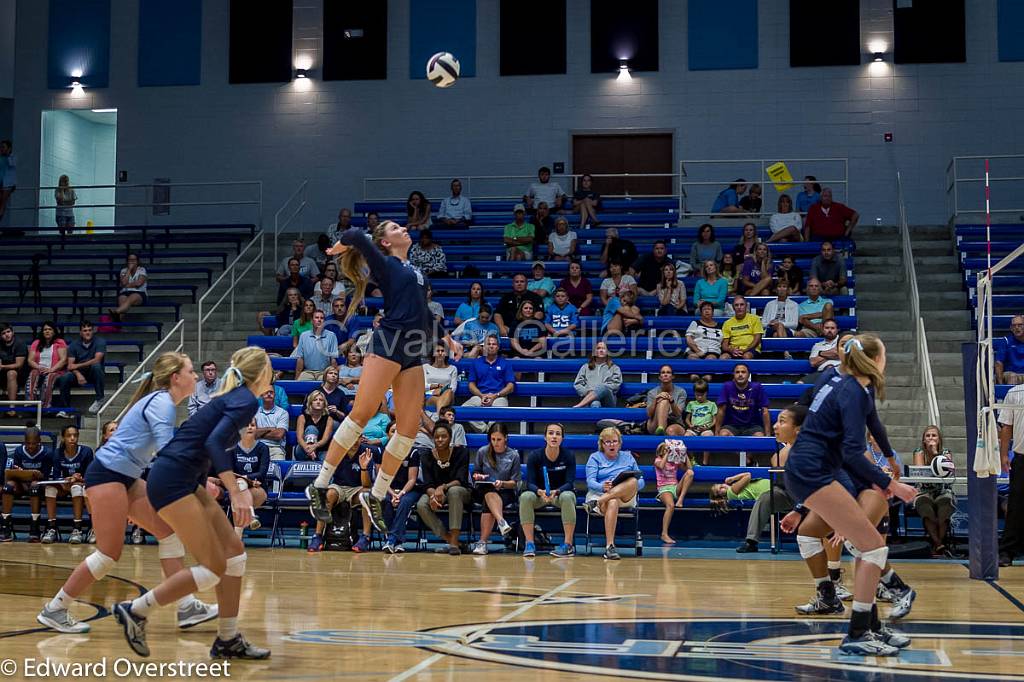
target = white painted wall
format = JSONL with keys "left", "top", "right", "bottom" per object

{"left": 38, "top": 109, "right": 116, "bottom": 227}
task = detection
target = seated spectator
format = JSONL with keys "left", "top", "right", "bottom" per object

{"left": 573, "top": 173, "right": 601, "bottom": 228}
{"left": 263, "top": 288, "right": 302, "bottom": 336}
{"left": 710, "top": 471, "right": 771, "bottom": 515}
{"left": 454, "top": 281, "right": 487, "bottom": 326}
{"left": 530, "top": 202, "right": 554, "bottom": 253}
{"left": 42, "top": 424, "right": 93, "bottom": 544}
{"left": 796, "top": 279, "right": 834, "bottom": 338}
{"left": 545, "top": 288, "right": 579, "bottom": 339}
{"left": 254, "top": 389, "right": 289, "bottom": 460}
{"left": 295, "top": 389, "right": 335, "bottom": 461}
{"left": 732, "top": 223, "right": 761, "bottom": 263}
{"left": 311, "top": 277, "right": 337, "bottom": 317}
{"left": 605, "top": 288, "right": 643, "bottom": 336}
{"left": 803, "top": 187, "right": 859, "bottom": 241}
{"left": 338, "top": 348, "right": 363, "bottom": 396}
{"left": 689, "top": 223, "right": 723, "bottom": 272}
{"left": 424, "top": 342, "right": 458, "bottom": 413}
{"left": 655, "top": 262, "right": 688, "bottom": 316}
{"left": 739, "top": 183, "right": 763, "bottom": 213}
{"left": 686, "top": 301, "right": 725, "bottom": 360}
{"left": 187, "top": 361, "right": 221, "bottom": 416}
{"left": 494, "top": 274, "right": 543, "bottom": 336}
{"left": 996, "top": 315, "right": 1024, "bottom": 384}
{"left": 560, "top": 260, "right": 595, "bottom": 316}
{"left": 599, "top": 261, "right": 638, "bottom": 307}
{"left": 693, "top": 260, "right": 728, "bottom": 315}
{"left": 416, "top": 422, "right": 472, "bottom": 554}
{"left": 573, "top": 340, "right": 622, "bottom": 408}
{"left": 322, "top": 297, "right": 352, "bottom": 352}
{"left": 406, "top": 190, "right": 432, "bottom": 230}
{"left": 454, "top": 303, "right": 500, "bottom": 359}
{"left": 654, "top": 439, "right": 694, "bottom": 544}
{"left": 360, "top": 399, "right": 393, "bottom": 449}
{"left": 470, "top": 423, "right": 521, "bottom": 555}
{"left": 55, "top": 174, "right": 77, "bottom": 237}
{"left": 646, "top": 365, "right": 687, "bottom": 436}
{"left": 374, "top": 426, "right": 422, "bottom": 553}
{"left": 206, "top": 420, "right": 269, "bottom": 540}
{"left": 524, "top": 166, "right": 565, "bottom": 213}
{"left": 277, "top": 239, "right": 320, "bottom": 283}
{"left": 913, "top": 425, "right": 956, "bottom": 557}
{"left": 801, "top": 320, "right": 840, "bottom": 383}
{"left": 584, "top": 426, "right": 645, "bottom": 561}
{"left": 739, "top": 243, "right": 775, "bottom": 296}
{"left": 304, "top": 234, "right": 332, "bottom": 272}
{"left": 366, "top": 211, "right": 381, "bottom": 232}
{"left": 462, "top": 336, "right": 516, "bottom": 432}
{"left": 722, "top": 295, "right": 763, "bottom": 359}
{"left": 327, "top": 207, "right": 353, "bottom": 243}
{"left": 54, "top": 320, "right": 106, "bottom": 416}
{"left": 110, "top": 253, "right": 148, "bottom": 321}
{"left": 768, "top": 194, "right": 803, "bottom": 243}
{"left": 715, "top": 364, "right": 771, "bottom": 449}
{"left": 291, "top": 299, "right": 317, "bottom": 349}
{"left": 547, "top": 217, "right": 577, "bottom": 260}
{"left": 809, "top": 241, "right": 847, "bottom": 296}
{"left": 527, "top": 261, "right": 556, "bottom": 308}
{"left": 436, "top": 178, "right": 472, "bottom": 227}
{"left": 633, "top": 240, "right": 671, "bottom": 295}
{"left": 762, "top": 279, "right": 800, "bottom": 339}
{"left": 271, "top": 370, "right": 290, "bottom": 410}
{"left": 795, "top": 175, "right": 821, "bottom": 213}
{"left": 425, "top": 283, "right": 444, "bottom": 321}
{"left": 600, "top": 228, "right": 638, "bottom": 276}
{"left": 292, "top": 310, "right": 339, "bottom": 380}
{"left": 307, "top": 442, "right": 373, "bottom": 553}
{"left": 720, "top": 253, "right": 740, "bottom": 295}
{"left": 684, "top": 379, "right": 718, "bottom": 444}
{"left": 26, "top": 321, "right": 67, "bottom": 408}
{"left": 0, "top": 427, "right": 54, "bottom": 542}
{"left": 776, "top": 255, "right": 804, "bottom": 295}
{"left": 276, "top": 259, "right": 315, "bottom": 305}
{"left": 408, "top": 228, "right": 447, "bottom": 278}
{"left": 510, "top": 300, "right": 547, "bottom": 358}
{"left": 0, "top": 323, "right": 27, "bottom": 415}
{"left": 503, "top": 204, "right": 535, "bottom": 261}
{"left": 520, "top": 423, "right": 577, "bottom": 557}
{"left": 321, "top": 262, "right": 347, "bottom": 298}
{"left": 711, "top": 179, "right": 748, "bottom": 215}
{"left": 318, "top": 365, "right": 349, "bottom": 421}
{"left": 437, "top": 405, "right": 468, "bottom": 447}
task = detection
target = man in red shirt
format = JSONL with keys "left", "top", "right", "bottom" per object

{"left": 803, "top": 188, "right": 859, "bottom": 241}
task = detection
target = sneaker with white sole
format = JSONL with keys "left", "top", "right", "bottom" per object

{"left": 87, "top": 401, "right": 102, "bottom": 414}
{"left": 550, "top": 543, "right": 575, "bottom": 558}
{"left": 603, "top": 544, "right": 621, "bottom": 560}
{"left": 55, "top": 411, "right": 72, "bottom": 419}
{"left": 210, "top": 633, "right": 271, "bottom": 660}
{"left": 177, "top": 599, "right": 219, "bottom": 629}
{"left": 876, "top": 583, "right": 894, "bottom": 602}
{"left": 795, "top": 594, "right": 845, "bottom": 615}
{"left": 113, "top": 602, "right": 149, "bottom": 657}
{"left": 471, "top": 541, "right": 488, "bottom": 555}
{"left": 497, "top": 518, "right": 512, "bottom": 537}
{"left": 42, "top": 527, "right": 58, "bottom": 544}
{"left": 874, "top": 623, "right": 911, "bottom": 648}
{"left": 358, "top": 491, "right": 388, "bottom": 533}
{"left": 68, "top": 528, "right": 83, "bottom": 545}
{"left": 889, "top": 587, "right": 916, "bottom": 620}
{"left": 838, "top": 631, "right": 900, "bottom": 657}
{"left": 37, "top": 605, "right": 91, "bottom": 633}
{"left": 834, "top": 582, "right": 854, "bottom": 601}
{"left": 131, "top": 527, "right": 144, "bottom": 545}
{"left": 523, "top": 541, "right": 536, "bottom": 558}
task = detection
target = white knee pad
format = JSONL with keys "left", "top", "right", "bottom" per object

{"left": 383, "top": 434, "right": 415, "bottom": 462}
{"left": 331, "top": 416, "right": 365, "bottom": 451}
{"left": 797, "top": 535, "right": 824, "bottom": 559}
{"left": 224, "top": 553, "right": 247, "bottom": 577}
{"left": 157, "top": 533, "right": 185, "bottom": 559}
{"left": 190, "top": 565, "right": 221, "bottom": 591}
{"left": 860, "top": 545, "right": 889, "bottom": 569}
{"left": 85, "top": 551, "right": 116, "bottom": 580}
{"left": 45, "top": 486, "right": 58, "bottom": 499}
{"left": 70, "top": 484, "right": 85, "bottom": 498}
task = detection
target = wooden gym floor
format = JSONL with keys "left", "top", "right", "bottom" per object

{"left": 1, "top": 544, "right": 1022, "bottom": 681}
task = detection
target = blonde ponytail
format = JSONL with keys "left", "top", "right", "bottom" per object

{"left": 336, "top": 220, "right": 399, "bottom": 324}
{"left": 840, "top": 333, "right": 886, "bottom": 401}
{"left": 127, "top": 352, "right": 190, "bottom": 408}
{"left": 215, "top": 346, "right": 271, "bottom": 396}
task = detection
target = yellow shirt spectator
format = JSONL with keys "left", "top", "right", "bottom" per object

{"left": 722, "top": 313, "right": 764, "bottom": 352}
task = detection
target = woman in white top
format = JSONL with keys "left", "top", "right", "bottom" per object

{"left": 685, "top": 301, "right": 725, "bottom": 360}
{"left": 599, "top": 261, "right": 637, "bottom": 306}
{"left": 767, "top": 194, "right": 804, "bottom": 243}
{"left": 55, "top": 174, "right": 77, "bottom": 237}
{"left": 111, "top": 253, "right": 148, "bottom": 321}
{"left": 547, "top": 217, "right": 577, "bottom": 261}
{"left": 423, "top": 342, "right": 458, "bottom": 412}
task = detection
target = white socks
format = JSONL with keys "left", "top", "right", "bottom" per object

{"left": 371, "top": 471, "right": 395, "bottom": 500}
{"left": 130, "top": 591, "right": 159, "bottom": 618}
{"left": 314, "top": 461, "right": 338, "bottom": 489}
{"left": 852, "top": 600, "right": 873, "bottom": 613}
{"left": 218, "top": 616, "right": 238, "bottom": 640}
{"left": 48, "top": 589, "right": 73, "bottom": 611}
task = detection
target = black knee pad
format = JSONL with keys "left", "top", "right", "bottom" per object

{"left": 2, "top": 482, "right": 16, "bottom": 495}
{"left": 29, "top": 483, "right": 45, "bottom": 498}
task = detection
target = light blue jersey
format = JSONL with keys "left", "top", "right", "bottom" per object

{"left": 94, "top": 390, "right": 177, "bottom": 479}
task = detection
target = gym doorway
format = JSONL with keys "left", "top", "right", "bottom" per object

{"left": 38, "top": 108, "right": 117, "bottom": 229}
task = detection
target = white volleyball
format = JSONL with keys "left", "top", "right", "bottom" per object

{"left": 427, "top": 52, "right": 460, "bottom": 88}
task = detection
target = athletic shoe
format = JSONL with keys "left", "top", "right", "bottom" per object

{"left": 889, "top": 588, "right": 916, "bottom": 620}
{"left": 794, "top": 595, "right": 845, "bottom": 615}
{"left": 874, "top": 623, "right": 911, "bottom": 648}
{"left": 305, "top": 485, "right": 332, "bottom": 524}
{"left": 209, "top": 633, "right": 271, "bottom": 660}
{"left": 55, "top": 411, "right": 72, "bottom": 419}
{"left": 68, "top": 528, "right": 83, "bottom": 544}
{"left": 177, "top": 599, "right": 218, "bottom": 629}
{"left": 0, "top": 520, "right": 13, "bottom": 542}
{"left": 42, "top": 527, "right": 58, "bottom": 544}
{"left": 307, "top": 534, "right": 323, "bottom": 553}
{"left": 471, "top": 541, "right": 488, "bottom": 555}
{"left": 736, "top": 540, "right": 758, "bottom": 553}
{"left": 603, "top": 544, "right": 621, "bottom": 561}
{"left": 497, "top": 518, "right": 512, "bottom": 537}
{"left": 654, "top": 426, "right": 666, "bottom": 436}
{"left": 584, "top": 500, "right": 600, "bottom": 516}
{"left": 381, "top": 539, "right": 396, "bottom": 554}
{"left": 358, "top": 491, "right": 387, "bottom": 533}
{"left": 596, "top": 418, "right": 628, "bottom": 430}
{"left": 352, "top": 534, "right": 370, "bottom": 553}
{"left": 86, "top": 528, "right": 96, "bottom": 544}
{"left": 28, "top": 520, "right": 41, "bottom": 543}
{"left": 131, "top": 527, "right": 144, "bottom": 545}
{"left": 838, "top": 631, "right": 900, "bottom": 657}
{"left": 551, "top": 543, "right": 575, "bottom": 558}
{"left": 87, "top": 401, "right": 102, "bottom": 414}
{"left": 393, "top": 542, "right": 405, "bottom": 554}
{"left": 113, "top": 602, "right": 150, "bottom": 657}
{"left": 37, "top": 605, "right": 91, "bottom": 634}
{"left": 875, "top": 583, "right": 895, "bottom": 603}
{"left": 523, "top": 542, "right": 536, "bottom": 558}
{"left": 834, "top": 582, "right": 854, "bottom": 601}
{"left": 447, "top": 545, "right": 461, "bottom": 556}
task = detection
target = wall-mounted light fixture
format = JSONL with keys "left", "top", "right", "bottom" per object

{"left": 617, "top": 59, "right": 632, "bottom": 81}
{"left": 872, "top": 52, "right": 885, "bottom": 62}
{"left": 68, "top": 76, "right": 82, "bottom": 88}
{"left": 295, "top": 68, "right": 308, "bottom": 79}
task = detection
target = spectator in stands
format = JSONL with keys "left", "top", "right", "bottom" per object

{"left": 338, "top": 348, "right": 362, "bottom": 397}
{"left": 693, "top": 260, "right": 728, "bottom": 314}
{"left": 323, "top": 297, "right": 352, "bottom": 352}
{"left": 494, "top": 273, "right": 544, "bottom": 336}
{"left": 655, "top": 262, "right": 687, "bottom": 315}
{"left": 207, "top": 419, "right": 270, "bottom": 541}
{"left": 408, "top": 228, "right": 447, "bottom": 278}
{"left": 295, "top": 389, "right": 335, "bottom": 461}
{"left": 803, "top": 187, "right": 859, "bottom": 241}
{"left": 715, "top": 363, "right": 772, "bottom": 446}
{"left": 739, "top": 243, "right": 775, "bottom": 296}
{"left": 646, "top": 365, "right": 687, "bottom": 436}
{"left": 634, "top": 241, "right": 671, "bottom": 295}
{"left": 424, "top": 342, "right": 458, "bottom": 413}
{"left": 55, "top": 175, "right": 77, "bottom": 237}
{"left": 360, "top": 399, "right": 393, "bottom": 449}
{"left": 802, "top": 320, "right": 841, "bottom": 383}
{"left": 525, "top": 166, "right": 566, "bottom": 213}
{"left": 318, "top": 365, "right": 349, "bottom": 421}
{"left": 684, "top": 379, "right": 718, "bottom": 441}
{"left": 548, "top": 217, "right": 577, "bottom": 261}
{"left": 710, "top": 471, "right": 772, "bottom": 515}
{"left": 722, "top": 295, "right": 763, "bottom": 359}
{"left": 276, "top": 258, "right": 315, "bottom": 305}
{"left": 25, "top": 321, "right": 67, "bottom": 408}
{"left": 110, "top": 253, "right": 148, "bottom": 321}
{"left": 573, "top": 340, "right": 622, "bottom": 408}
{"left": 776, "top": 255, "right": 804, "bottom": 295}
{"left": 425, "top": 283, "right": 444, "bottom": 321}
{"left": 528, "top": 261, "right": 556, "bottom": 308}
{"left": 654, "top": 439, "right": 694, "bottom": 544}
{"left": 520, "top": 423, "right": 577, "bottom": 557}
{"left": 253, "top": 388, "right": 289, "bottom": 460}
{"left": 689, "top": 224, "right": 724, "bottom": 272}
{"left": 732, "top": 223, "right": 761, "bottom": 263}
{"left": 265, "top": 288, "right": 302, "bottom": 336}
{"left": 0, "top": 426, "right": 52, "bottom": 542}
{"left": 187, "top": 360, "right": 221, "bottom": 417}
{"left": 271, "top": 370, "right": 289, "bottom": 409}
{"left": 720, "top": 253, "right": 740, "bottom": 295}
{"left": 796, "top": 278, "right": 834, "bottom": 337}
{"left": 545, "top": 288, "right": 579, "bottom": 339}
{"left": 510, "top": 300, "right": 548, "bottom": 358}
{"left": 0, "top": 139, "right": 15, "bottom": 226}
{"left": 366, "top": 211, "right": 381, "bottom": 232}
{"left": 321, "top": 262, "right": 346, "bottom": 297}
{"left": 584, "top": 426, "right": 645, "bottom": 560}
{"left": 997, "top": 315, "right": 1024, "bottom": 384}
{"left": 455, "top": 303, "right": 499, "bottom": 359}
{"left": 768, "top": 194, "right": 803, "bottom": 243}
{"left": 530, "top": 202, "right": 554, "bottom": 253}
{"left": 809, "top": 241, "right": 847, "bottom": 296}
{"left": 454, "top": 282, "right": 487, "bottom": 326}
{"left": 437, "top": 405, "right": 468, "bottom": 447}
{"left": 599, "top": 260, "right": 638, "bottom": 307}
{"left": 686, "top": 301, "right": 725, "bottom": 360}
{"left": 711, "top": 179, "right": 748, "bottom": 215}
{"left": 795, "top": 176, "right": 821, "bottom": 213}
{"left": 437, "top": 179, "right": 472, "bottom": 227}
{"left": 311, "top": 277, "right": 337, "bottom": 317}
{"left": 406, "top": 190, "right": 432, "bottom": 230}
{"left": 0, "top": 323, "right": 26, "bottom": 416}
{"left": 762, "top": 279, "right": 800, "bottom": 339}
{"left": 462, "top": 336, "right": 516, "bottom": 432}
{"left": 304, "top": 234, "right": 332, "bottom": 273}
{"left": 573, "top": 173, "right": 601, "bottom": 228}
{"left": 605, "top": 288, "right": 644, "bottom": 336}
{"left": 913, "top": 425, "right": 956, "bottom": 557}
{"left": 328, "top": 207, "right": 353, "bottom": 243}
{"left": 470, "top": 423, "right": 521, "bottom": 555}
{"left": 998, "top": 384, "right": 1024, "bottom": 566}
{"left": 600, "top": 228, "right": 638, "bottom": 277}
{"left": 504, "top": 204, "right": 535, "bottom": 261}
{"left": 292, "top": 310, "right": 340, "bottom": 380}
{"left": 417, "top": 422, "right": 472, "bottom": 555}
{"left": 739, "top": 183, "right": 763, "bottom": 214}
{"left": 277, "top": 239, "right": 320, "bottom": 283}
{"left": 290, "top": 299, "right": 317, "bottom": 349}
{"left": 559, "top": 260, "right": 594, "bottom": 315}
{"left": 54, "top": 321, "right": 106, "bottom": 416}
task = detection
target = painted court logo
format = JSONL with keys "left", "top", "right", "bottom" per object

{"left": 287, "top": 618, "right": 1024, "bottom": 681}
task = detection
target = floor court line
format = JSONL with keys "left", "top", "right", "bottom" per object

{"left": 986, "top": 579, "right": 1024, "bottom": 614}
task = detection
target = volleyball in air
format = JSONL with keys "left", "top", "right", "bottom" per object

{"left": 427, "top": 52, "right": 460, "bottom": 88}
{"left": 930, "top": 454, "right": 955, "bottom": 478}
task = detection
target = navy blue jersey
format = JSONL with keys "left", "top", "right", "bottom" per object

{"left": 525, "top": 447, "right": 576, "bottom": 494}
{"left": 332, "top": 453, "right": 368, "bottom": 488}
{"left": 799, "top": 366, "right": 897, "bottom": 459}
{"left": 230, "top": 442, "right": 270, "bottom": 486}
{"left": 52, "top": 445, "right": 94, "bottom": 479}
{"left": 10, "top": 444, "right": 54, "bottom": 475}
{"left": 157, "top": 386, "right": 259, "bottom": 483}
{"left": 371, "top": 448, "right": 420, "bottom": 490}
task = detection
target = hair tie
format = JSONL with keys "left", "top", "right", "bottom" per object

{"left": 131, "top": 371, "right": 153, "bottom": 384}
{"left": 228, "top": 366, "right": 244, "bottom": 384}
{"left": 843, "top": 338, "right": 863, "bottom": 354}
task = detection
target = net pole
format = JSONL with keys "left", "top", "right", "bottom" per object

{"left": 985, "top": 158, "right": 992, "bottom": 275}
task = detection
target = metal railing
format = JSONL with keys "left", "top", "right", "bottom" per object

{"left": 896, "top": 171, "right": 940, "bottom": 428}
{"left": 272, "top": 179, "right": 308, "bottom": 275}
{"left": 946, "top": 154, "right": 1024, "bottom": 222}
{"left": 0, "top": 401, "right": 42, "bottom": 428}
{"left": 197, "top": 230, "right": 265, "bottom": 358}
{"left": 93, "top": 319, "right": 186, "bottom": 443}
{"left": 361, "top": 173, "right": 678, "bottom": 203}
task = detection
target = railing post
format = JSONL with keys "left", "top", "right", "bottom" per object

{"left": 230, "top": 266, "right": 236, "bottom": 325}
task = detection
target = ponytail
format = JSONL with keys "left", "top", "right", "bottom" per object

{"left": 337, "top": 220, "right": 398, "bottom": 324}
{"left": 840, "top": 333, "right": 886, "bottom": 401}
{"left": 216, "top": 346, "right": 270, "bottom": 397}
{"left": 127, "top": 352, "right": 190, "bottom": 408}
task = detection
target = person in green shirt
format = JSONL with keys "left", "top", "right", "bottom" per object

{"left": 709, "top": 471, "right": 770, "bottom": 514}
{"left": 503, "top": 204, "right": 535, "bottom": 261}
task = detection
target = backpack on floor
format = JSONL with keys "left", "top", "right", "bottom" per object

{"left": 510, "top": 522, "right": 555, "bottom": 551}
{"left": 323, "top": 501, "right": 357, "bottom": 551}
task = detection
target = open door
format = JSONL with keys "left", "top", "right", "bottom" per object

{"left": 39, "top": 108, "right": 117, "bottom": 228}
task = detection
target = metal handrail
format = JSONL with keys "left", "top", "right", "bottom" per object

{"left": 0, "top": 401, "right": 42, "bottom": 428}
{"left": 273, "top": 179, "right": 309, "bottom": 274}
{"left": 946, "top": 154, "right": 1024, "bottom": 221}
{"left": 93, "top": 319, "right": 186, "bottom": 443}
{"left": 197, "top": 230, "right": 265, "bottom": 357}
{"left": 362, "top": 173, "right": 679, "bottom": 202}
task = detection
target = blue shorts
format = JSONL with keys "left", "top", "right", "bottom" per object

{"left": 367, "top": 327, "right": 431, "bottom": 371}
{"left": 145, "top": 458, "right": 205, "bottom": 512}
{"left": 785, "top": 466, "right": 869, "bottom": 505}
{"left": 84, "top": 458, "right": 139, "bottom": 490}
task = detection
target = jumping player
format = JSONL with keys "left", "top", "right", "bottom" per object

{"left": 306, "top": 221, "right": 461, "bottom": 532}
{"left": 112, "top": 346, "right": 272, "bottom": 660}
{"left": 42, "top": 425, "right": 93, "bottom": 544}
{"left": 36, "top": 352, "right": 217, "bottom": 634}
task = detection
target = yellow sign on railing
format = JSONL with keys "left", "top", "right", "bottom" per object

{"left": 765, "top": 162, "right": 794, "bottom": 191}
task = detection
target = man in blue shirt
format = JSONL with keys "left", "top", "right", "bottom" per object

{"left": 436, "top": 178, "right": 473, "bottom": 227}
{"left": 292, "top": 310, "right": 339, "bottom": 381}
{"left": 796, "top": 279, "right": 834, "bottom": 338}
{"left": 54, "top": 321, "right": 106, "bottom": 417}
{"left": 461, "top": 336, "right": 516, "bottom": 432}
{"left": 997, "top": 315, "right": 1024, "bottom": 385}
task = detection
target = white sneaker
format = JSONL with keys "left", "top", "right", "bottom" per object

{"left": 88, "top": 401, "right": 102, "bottom": 414}
{"left": 55, "top": 411, "right": 72, "bottom": 419}
{"left": 834, "top": 582, "right": 854, "bottom": 601}
{"left": 37, "top": 605, "right": 91, "bottom": 634}
{"left": 471, "top": 541, "right": 488, "bottom": 555}
{"left": 497, "top": 518, "right": 512, "bottom": 537}
{"left": 177, "top": 599, "right": 219, "bottom": 629}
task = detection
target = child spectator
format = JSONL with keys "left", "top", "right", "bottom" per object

{"left": 572, "top": 340, "right": 622, "bottom": 408}
{"left": 654, "top": 440, "right": 694, "bottom": 545}
{"left": 520, "top": 423, "right": 577, "bottom": 557}
{"left": 545, "top": 288, "right": 579, "bottom": 338}
{"left": 470, "top": 423, "right": 521, "bottom": 555}
{"left": 454, "top": 304, "right": 499, "bottom": 359}
{"left": 776, "top": 255, "right": 804, "bottom": 295}
{"left": 685, "top": 380, "right": 718, "bottom": 465}
{"left": 547, "top": 217, "right": 577, "bottom": 260}
{"left": 739, "top": 183, "right": 763, "bottom": 213}
{"left": 709, "top": 471, "right": 771, "bottom": 515}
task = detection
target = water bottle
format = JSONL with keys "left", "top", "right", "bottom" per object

{"left": 636, "top": 529, "right": 644, "bottom": 556}
{"left": 299, "top": 520, "right": 309, "bottom": 550}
